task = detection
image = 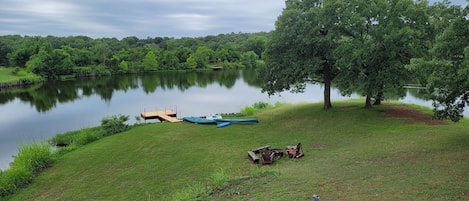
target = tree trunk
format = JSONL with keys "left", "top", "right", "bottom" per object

{"left": 373, "top": 91, "right": 383, "bottom": 105}
{"left": 323, "top": 64, "right": 332, "bottom": 110}
{"left": 365, "top": 95, "right": 372, "bottom": 109}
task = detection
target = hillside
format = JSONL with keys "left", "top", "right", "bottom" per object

{"left": 4, "top": 101, "right": 469, "bottom": 200}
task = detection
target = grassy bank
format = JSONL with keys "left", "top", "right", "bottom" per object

{"left": 0, "top": 67, "right": 42, "bottom": 86}
{"left": 3, "top": 101, "right": 469, "bottom": 200}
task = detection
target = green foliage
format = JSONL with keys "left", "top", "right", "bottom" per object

{"left": 261, "top": 0, "right": 340, "bottom": 109}
{"left": 92, "top": 65, "right": 112, "bottom": 76}
{"left": 160, "top": 51, "right": 179, "bottom": 70}
{"left": 52, "top": 144, "right": 79, "bottom": 157}
{"left": 118, "top": 60, "right": 129, "bottom": 73}
{"left": 0, "top": 142, "right": 54, "bottom": 197}
{"left": 10, "top": 143, "right": 55, "bottom": 174}
{"left": 332, "top": 0, "right": 429, "bottom": 107}
{"left": 134, "top": 116, "right": 142, "bottom": 124}
{"left": 0, "top": 32, "right": 269, "bottom": 82}
{"left": 240, "top": 101, "right": 281, "bottom": 116}
{"left": 25, "top": 47, "right": 74, "bottom": 79}
{"left": 50, "top": 127, "right": 104, "bottom": 147}
{"left": 191, "top": 46, "right": 214, "bottom": 69}
{"left": 100, "top": 114, "right": 130, "bottom": 136}
{"left": 0, "top": 67, "right": 41, "bottom": 83}
{"left": 185, "top": 55, "right": 197, "bottom": 69}
{"left": 143, "top": 51, "right": 158, "bottom": 71}
{"left": 240, "top": 51, "right": 258, "bottom": 68}
{"left": 222, "top": 61, "right": 243, "bottom": 69}
{"left": 11, "top": 68, "right": 20, "bottom": 76}
{"left": 240, "top": 106, "right": 256, "bottom": 116}
{"left": 0, "top": 165, "right": 32, "bottom": 197}
{"left": 409, "top": 13, "right": 469, "bottom": 122}
{"left": 253, "top": 101, "right": 269, "bottom": 109}
{"left": 243, "top": 35, "right": 266, "bottom": 59}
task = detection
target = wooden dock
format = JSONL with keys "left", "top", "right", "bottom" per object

{"left": 140, "top": 110, "right": 181, "bottom": 123}
{"left": 210, "top": 66, "right": 223, "bottom": 71}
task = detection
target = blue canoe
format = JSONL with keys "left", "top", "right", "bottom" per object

{"left": 216, "top": 122, "right": 231, "bottom": 128}
{"left": 214, "top": 118, "right": 259, "bottom": 124}
{"left": 183, "top": 116, "right": 217, "bottom": 124}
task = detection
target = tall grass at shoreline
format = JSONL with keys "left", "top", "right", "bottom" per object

{"left": 0, "top": 143, "right": 54, "bottom": 196}
{"left": 0, "top": 114, "right": 131, "bottom": 197}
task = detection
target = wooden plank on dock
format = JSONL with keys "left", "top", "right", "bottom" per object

{"left": 141, "top": 110, "right": 181, "bottom": 122}
{"left": 156, "top": 113, "right": 182, "bottom": 123}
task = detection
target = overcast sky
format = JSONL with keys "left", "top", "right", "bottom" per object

{"left": 0, "top": 0, "right": 467, "bottom": 39}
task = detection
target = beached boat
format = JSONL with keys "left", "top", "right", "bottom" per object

{"left": 182, "top": 116, "right": 217, "bottom": 124}
{"left": 214, "top": 118, "right": 259, "bottom": 124}
{"left": 216, "top": 122, "right": 231, "bottom": 128}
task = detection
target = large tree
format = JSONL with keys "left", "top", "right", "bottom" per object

{"left": 333, "top": 0, "right": 431, "bottom": 108}
{"left": 143, "top": 51, "right": 158, "bottom": 71}
{"left": 261, "top": 0, "right": 342, "bottom": 109}
{"left": 409, "top": 15, "right": 469, "bottom": 122}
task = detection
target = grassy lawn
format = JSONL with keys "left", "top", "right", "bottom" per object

{"left": 0, "top": 67, "right": 19, "bottom": 82}
{"left": 3, "top": 101, "right": 469, "bottom": 200}
{"left": 0, "top": 67, "right": 41, "bottom": 83}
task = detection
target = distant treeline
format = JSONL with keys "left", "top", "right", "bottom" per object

{"left": 0, "top": 32, "right": 268, "bottom": 79}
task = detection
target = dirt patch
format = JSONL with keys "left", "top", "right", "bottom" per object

{"left": 384, "top": 106, "right": 448, "bottom": 125}
{"left": 311, "top": 144, "right": 326, "bottom": 150}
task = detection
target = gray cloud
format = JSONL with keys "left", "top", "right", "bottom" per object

{"left": 0, "top": 0, "right": 285, "bottom": 38}
{"left": 0, "top": 0, "right": 466, "bottom": 39}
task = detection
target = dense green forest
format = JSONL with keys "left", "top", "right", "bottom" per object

{"left": 0, "top": 32, "right": 267, "bottom": 78}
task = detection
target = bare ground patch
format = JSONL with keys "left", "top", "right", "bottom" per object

{"left": 384, "top": 105, "right": 448, "bottom": 125}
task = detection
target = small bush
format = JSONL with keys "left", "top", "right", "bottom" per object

{"left": 74, "top": 131, "right": 100, "bottom": 145}
{"left": 49, "top": 127, "right": 104, "bottom": 147}
{"left": 101, "top": 114, "right": 130, "bottom": 136}
{"left": 240, "top": 101, "right": 280, "bottom": 116}
{"left": 10, "top": 143, "right": 55, "bottom": 174}
{"left": 253, "top": 101, "right": 269, "bottom": 110}
{"left": 240, "top": 106, "right": 256, "bottom": 116}
{"left": 11, "top": 67, "right": 20, "bottom": 75}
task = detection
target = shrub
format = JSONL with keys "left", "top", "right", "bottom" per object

{"left": 253, "top": 101, "right": 269, "bottom": 110}
{"left": 240, "top": 106, "right": 256, "bottom": 116}
{"left": 101, "top": 114, "right": 130, "bottom": 136}
{"left": 74, "top": 131, "right": 100, "bottom": 145}
{"left": 0, "top": 166, "right": 33, "bottom": 196}
{"left": 222, "top": 61, "right": 244, "bottom": 69}
{"left": 10, "top": 143, "right": 55, "bottom": 174}
{"left": 240, "top": 101, "right": 278, "bottom": 116}
{"left": 49, "top": 127, "right": 104, "bottom": 147}
{"left": 0, "top": 142, "right": 54, "bottom": 197}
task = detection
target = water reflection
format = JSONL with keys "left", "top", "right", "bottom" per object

{"left": 0, "top": 70, "right": 249, "bottom": 112}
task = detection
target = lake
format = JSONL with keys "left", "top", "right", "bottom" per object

{"left": 0, "top": 70, "right": 466, "bottom": 170}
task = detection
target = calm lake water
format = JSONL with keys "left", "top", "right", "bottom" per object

{"left": 0, "top": 70, "right": 466, "bottom": 170}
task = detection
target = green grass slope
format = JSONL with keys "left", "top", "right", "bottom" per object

{"left": 0, "top": 67, "right": 40, "bottom": 83}
{"left": 5, "top": 101, "right": 469, "bottom": 200}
